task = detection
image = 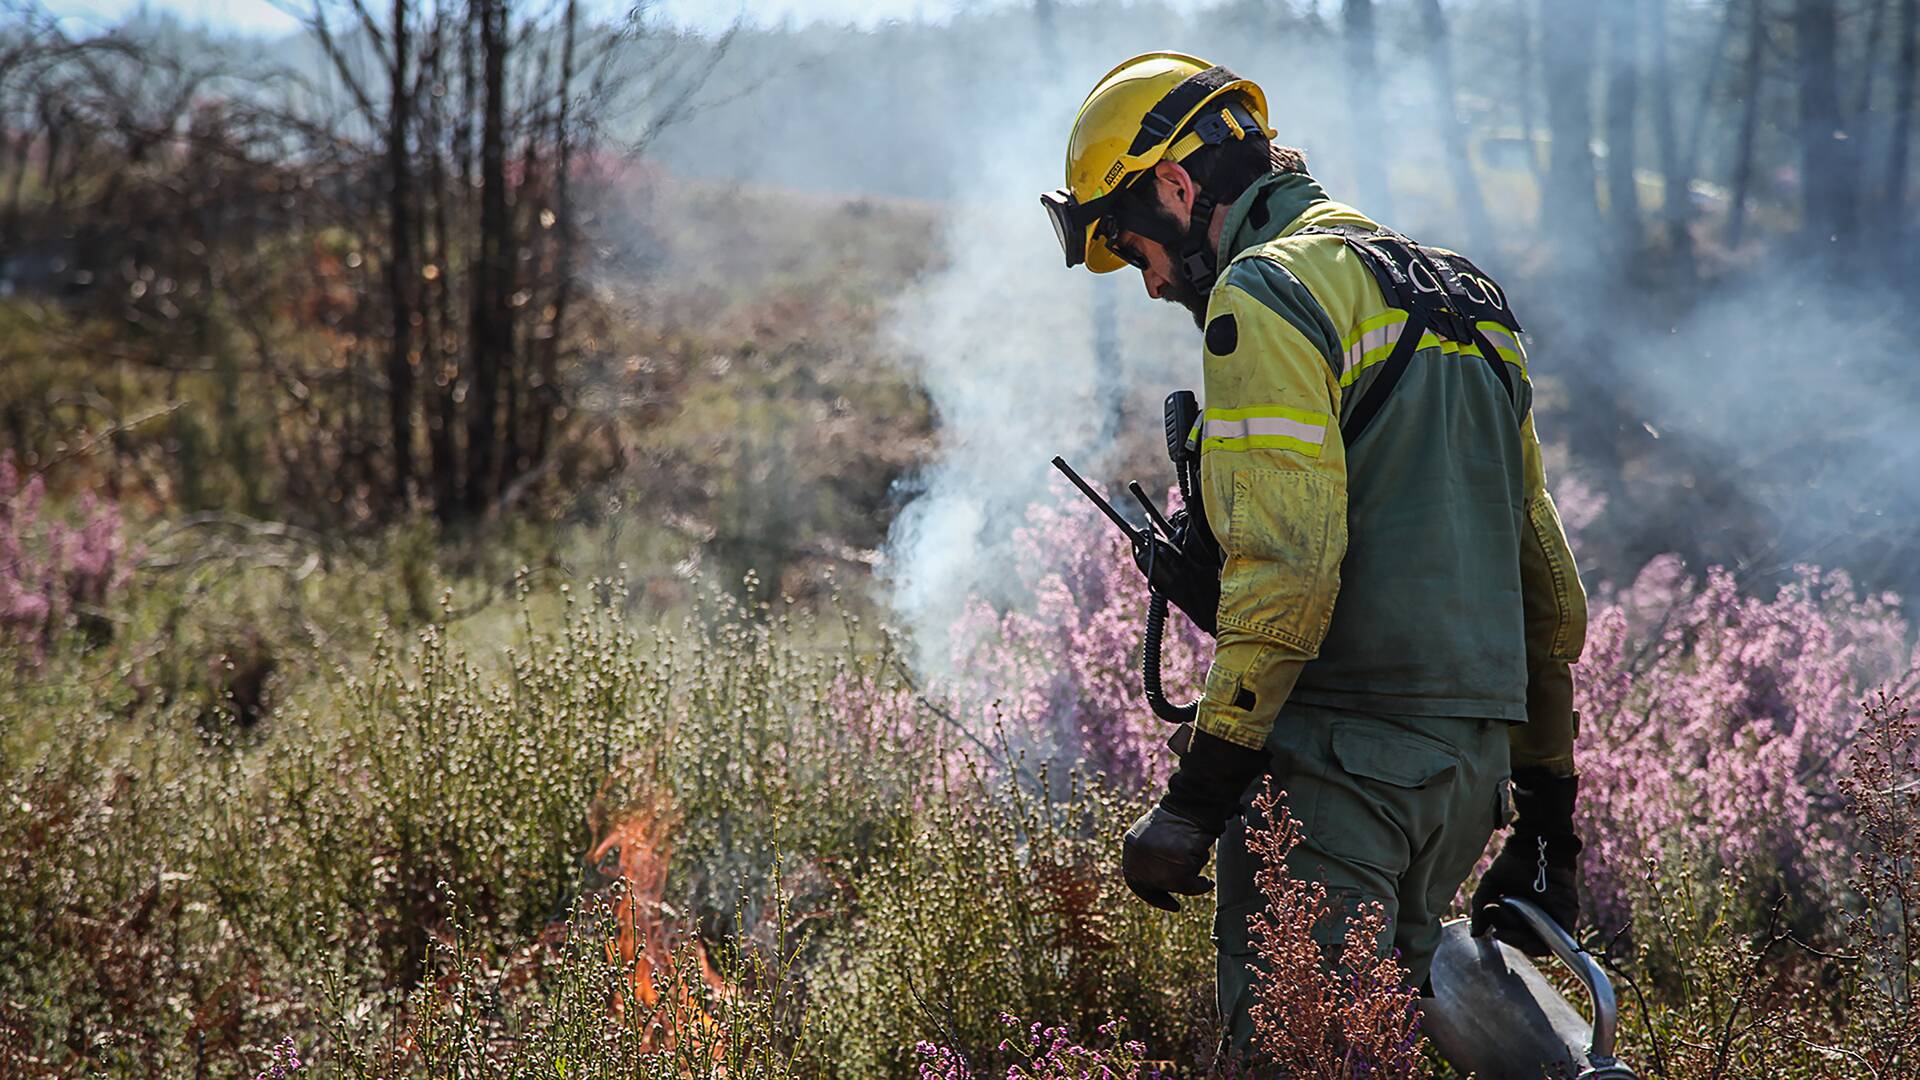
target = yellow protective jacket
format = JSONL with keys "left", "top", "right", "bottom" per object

{"left": 1192, "top": 171, "right": 1587, "bottom": 776}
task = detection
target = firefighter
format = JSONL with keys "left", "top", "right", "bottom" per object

{"left": 1041, "top": 53, "right": 1590, "bottom": 1056}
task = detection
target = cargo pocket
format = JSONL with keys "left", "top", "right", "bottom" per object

{"left": 1300, "top": 723, "right": 1461, "bottom": 876}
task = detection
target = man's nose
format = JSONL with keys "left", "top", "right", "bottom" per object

{"left": 1141, "top": 268, "right": 1167, "bottom": 300}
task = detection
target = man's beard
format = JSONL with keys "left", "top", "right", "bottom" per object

{"left": 1139, "top": 202, "right": 1209, "bottom": 328}
{"left": 1163, "top": 272, "right": 1208, "bottom": 329}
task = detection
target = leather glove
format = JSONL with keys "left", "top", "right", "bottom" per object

{"left": 1122, "top": 728, "right": 1268, "bottom": 912}
{"left": 1122, "top": 805, "right": 1217, "bottom": 912}
{"left": 1471, "top": 768, "right": 1583, "bottom": 956}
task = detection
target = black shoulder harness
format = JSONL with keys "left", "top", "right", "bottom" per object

{"left": 1295, "top": 224, "right": 1526, "bottom": 446}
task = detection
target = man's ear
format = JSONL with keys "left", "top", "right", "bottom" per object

{"left": 1150, "top": 160, "right": 1197, "bottom": 225}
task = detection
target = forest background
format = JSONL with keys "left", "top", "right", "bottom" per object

{"left": 4, "top": 0, "right": 1920, "bottom": 1076}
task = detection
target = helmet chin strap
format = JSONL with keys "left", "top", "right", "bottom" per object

{"left": 1113, "top": 185, "right": 1223, "bottom": 293}
{"left": 1174, "top": 189, "right": 1220, "bottom": 293}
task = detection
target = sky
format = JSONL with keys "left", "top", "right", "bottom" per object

{"left": 40, "top": 0, "right": 999, "bottom": 37}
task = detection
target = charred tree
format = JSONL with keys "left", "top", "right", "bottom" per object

{"left": 1417, "top": 0, "right": 1492, "bottom": 252}
{"left": 534, "top": 0, "right": 579, "bottom": 467}
{"left": 1728, "top": 0, "right": 1767, "bottom": 249}
{"left": 1889, "top": 0, "right": 1918, "bottom": 223}
{"left": 387, "top": 0, "right": 418, "bottom": 503}
{"left": 1515, "top": 0, "right": 1548, "bottom": 189}
{"left": 1542, "top": 1, "right": 1603, "bottom": 258}
{"left": 1795, "top": 0, "right": 1857, "bottom": 245}
{"left": 467, "top": 0, "right": 512, "bottom": 513}
{"left": 1647, "top": 0, "right": 1694, "bottom": 272}
{"left": 1342, "top": 0, "right": 1395, "bottom": 218}
{"left": 1604, "top": 0, "right": 1642, "bottom": 254}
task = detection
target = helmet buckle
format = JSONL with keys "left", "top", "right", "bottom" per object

{"left": 1193, "top": 104, "right": 1250, "bottom": 147}
{"left": 1180, "top": 249, "right": 1213, "bottom": 283}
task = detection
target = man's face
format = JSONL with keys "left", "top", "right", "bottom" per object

{"left": 1107, "top": 167, "right": 1209, "bottom": 329}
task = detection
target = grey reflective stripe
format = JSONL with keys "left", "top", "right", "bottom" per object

{"left": 1202, "top": 414, "right": 1329, "bottom": 446}
{"left": 1343, "top": 320, "right": 1407, "bottom": 379}
{"left": 1477, "top": 324, "right": 1520, "bottom": 357}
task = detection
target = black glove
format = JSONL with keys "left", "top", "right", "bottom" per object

{"left": 1122, "top": 729, "right": 1268, "bottom": 912}
{"left": 1471, "top": 768, "right": 1583, "bottom": 956}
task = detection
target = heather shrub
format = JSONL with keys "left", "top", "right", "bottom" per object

{"left": 330, "top": 886, "right": 813, "bottom": 1080}
{"left": 1242, "top": 783, "right": 1425, "bottom": 1079}
{"left": 1591, "top": 694, "right": 1920, "bottom": 1077}
{"left": 801, "top": 752, "right": 1215, "bottom": 1073}
{"left": 0, "top": 571, "right": 1223, "bottom": 1076}
{"left": 943, "top": 484, "right": 1208, "bottom": 788}
{"left": 1576, "top": 557, "right": 1917, "bottom": 932}
{"left": 0, "top": 451, "right": 131, "bottom": 658}
{"left": 915, "top": 1014, "right": 1164, "bottom": 1079}
{"left": 1834, "top": 694, "right": 1920, "bottom": 1073}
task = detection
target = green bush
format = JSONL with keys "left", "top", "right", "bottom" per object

{"left": 0, "top": 574, "right": 1209, "bottom": 1077}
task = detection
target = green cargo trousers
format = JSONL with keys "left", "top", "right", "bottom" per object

{"left": 1212, "top": 701, "right": 1512, "bottom": 1056}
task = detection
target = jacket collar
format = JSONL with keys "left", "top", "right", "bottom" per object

{"left": 1214, "top": 171, "right": 1377, "bottom": 269}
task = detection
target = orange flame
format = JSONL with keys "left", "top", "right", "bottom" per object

{"left": 588, "top": 781, "right": 726, "bottom": 1048}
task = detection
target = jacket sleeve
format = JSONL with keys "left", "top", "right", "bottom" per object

{"left": 1509, "top": 411, "right": 1588, "bottom": 776}
{"left": 1194, "top": 256, "right": 1349, "bottom": 751}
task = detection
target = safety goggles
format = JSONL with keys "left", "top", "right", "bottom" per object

{"left": 1042, "top": 187, "right": 1111, "bottom": 269}
{"left": 1041, "top": 185, "right": 1150, "bottom": 271}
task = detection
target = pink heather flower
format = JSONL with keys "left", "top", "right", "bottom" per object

{"left": 251, "top": 1036, "right": 303, "bottom": 1080}
{"left": 0, "top": 452, "right": 134, "bottom": 661}
{"left": 1574, "top": 558, "right": 1916, "bottom": 928}
{"left": 936, "top": 480, "right": 1207, "bottom": 788}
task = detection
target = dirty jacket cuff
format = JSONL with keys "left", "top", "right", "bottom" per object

{"left": 1193, "top": 642, "right": 1306, "bottom": 750}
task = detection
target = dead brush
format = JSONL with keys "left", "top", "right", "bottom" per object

{"left": 1242, "top": 782, "right": 1426, "bottom": 1079}
{"left": 1839, "top": 693, "right": 1920, "bottom": 1074}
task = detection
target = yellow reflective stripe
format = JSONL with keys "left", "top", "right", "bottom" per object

{"left": 1340, "top": 310, "right": 1407, "bottom": 351}
{"left": 1341, "top": 318, "right": 1409, "bottom": 386}
{"left": 1341, "top": 319, "right": 1529, "bottom": 388}
{"left": 1340, "top": 312, "right": 1411, "bottom": 386}
{"left": 1201, "top": 405, "right": 1330, "bottom": 457}
{"left": 1475, "top": 320, "right": 1528, "bottom": 378}
{"left": 1203, "top": 404, "right": 1330, "bottom": 424}
{"left": 1476, "top": 321, "right": 1520, "bottom": 359}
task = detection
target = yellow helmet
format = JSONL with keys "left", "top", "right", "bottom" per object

{"left": 1042, "top": 52, "right": 1273, "bottom": 274}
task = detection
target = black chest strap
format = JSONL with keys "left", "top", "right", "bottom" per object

{"left": 1296, "top": 224, "right": 1525, "bottom": 446}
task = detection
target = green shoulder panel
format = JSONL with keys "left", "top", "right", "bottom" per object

{"left": 1214, "top": 252, "right": 1343, "bottom": 381}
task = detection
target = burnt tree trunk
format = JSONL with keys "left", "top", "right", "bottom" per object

{"left": 1343, "top": 0, "right": 1395, "bottom": 218}
{"left": 1795, "top": 0, "right": 1857, "bottom": 245}
{"left": 1728, "top": 0, "right": 1766, "bottom": 249}
{"left": 1888, "top": 0, "right": 1918, "bottom": 223}
{"left": 1683, "top": 2, "right": 1736, "bottom": 184}
{"left": 1542, "top": 2, "right": 1603, "bottom": 257}
{"left": 1515, "top": 0, "right": 1548, "bottom": 189}
{"left": 1648, "top": 0, "right": 1694, "bottom": 272}
{"left": 386, "top": 0, "right": 417, "bottom": 504}
{"left": 466, "top": 0, "right": 512, "bottom": 513}
{"left": 1417, "top": 0, "right": 1493, "bottom": 252}
{"left": 425, "top": 16, "right": 460, "bottom": 514}
{"left": 535, "top": 0, "right": 579, "bottom": 467}
{"left": 1604, "top": 0, "right": 1641, "bottom": 254}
